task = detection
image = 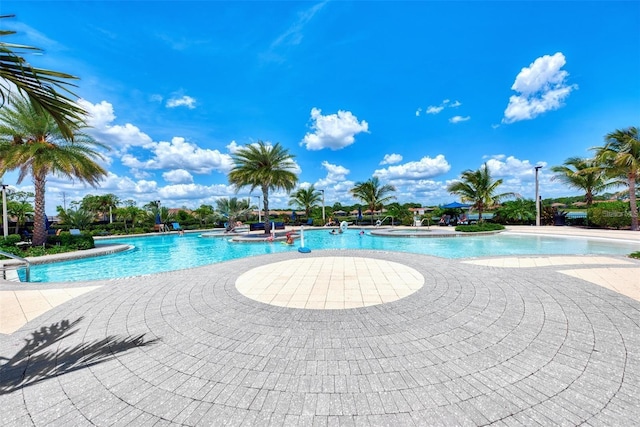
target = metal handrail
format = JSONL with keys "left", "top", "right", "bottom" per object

{"left": 0, "top": 249, "right": 30, "bottom": 282}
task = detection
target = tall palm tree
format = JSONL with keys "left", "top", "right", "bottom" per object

{"left": 592, "top": 126, "right": 640, "bottom": 231}
{"left": 550, "top": 157, "right": 610, "bottom": 206}
{"left": 0, "top": 95, "right": 108, "bottom": 245}
{"left": 350, "top": 177, "right": 396, "bottom": 224}
{"left": 447, "top": 163, "right": 516, "bottom": 221}
{"left": 228, "top": 141, "right": 298, "bottom": 234}
{"left": 1, "top": 15, "right": 86, "bottom": 141}
{"left": 288, "top": 185, "right": 322, "bottom": 219}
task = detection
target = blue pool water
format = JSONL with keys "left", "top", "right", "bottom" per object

{"left": 21, "top": 229, "right": 639, "bottom": 283}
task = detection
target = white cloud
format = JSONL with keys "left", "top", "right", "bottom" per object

{"left": 374, "top": 154, "right": 451, "bottom": 180}
{"left": 449, "top": 115, "right": 470, "bottom": 124}
{"left": 380, "top": 153, "right": 403, "bottom": 165}
{"left": 162, "top": 169, "right": 194, "bottom": 184}
{"left": 415, "top": 108, "right": 422, "bottom": 117}
{"left": 450, "top": 100, "right": 462, "bottom": 108}
{"left": 226, "top": 140, "right": 242, "bottom": 154}
{"left": 301, "top": 107, "right": 369, "bottom": 151}
{"left": 271, "top": 1, "right": 327, "bottom": 48}
{"left": 321, "top": 161, "right": 350, "bottom": 182}
{"left": 484, "top": 155, "right": 547, "bottom": 179}
{"left": 503, "top": 52, "right": 577, "bottom": 123}
{"left": 426, "top": 105, "right": 444, "bottom": 114}
{"left": 121, "top": 136, "right": 234, "bottom": 174}
{"left": 78, "top": 99, "right": 154, "bottom": 151}
{"left": 166, "top": 95, "right": 196, "bottom": 109}
{"left": 150, "top": 94, "right": 163, "bottom": 103}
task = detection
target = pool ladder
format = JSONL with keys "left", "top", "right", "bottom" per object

{"left": 0, "top": 250, "right": 30, "bottom": 282}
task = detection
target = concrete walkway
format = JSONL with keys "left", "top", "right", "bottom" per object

{"left": 1, "top": 227, "right": 639, "bottom": 425}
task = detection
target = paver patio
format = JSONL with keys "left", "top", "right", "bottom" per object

{"left": 1, "top": 228, "right": 639, "bottom": 426}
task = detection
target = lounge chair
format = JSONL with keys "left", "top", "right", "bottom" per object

{"left": 171, "top": 222, "right": 182, "bottom": 231}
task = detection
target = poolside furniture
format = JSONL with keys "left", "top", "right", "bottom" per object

{"left": 249, "top": 222, "right": 286, "bottom": 231}
{"left": 171, "top": 222, "right": 182, "bottom": 231}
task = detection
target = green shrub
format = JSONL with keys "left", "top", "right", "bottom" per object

{"left": 47, "top": 232, "right": 95, "bottom": 250}
{"left": 628, "top": 251, "right": 640, "bottom": 260}
{"left": 1, "top": 234, "right": 22, "bottom": 247}
{"left": 455, "top": 223, "right": 505, "bottom": 232}
{"left": 588, "top": 202, "right": 631, "bottom": 229}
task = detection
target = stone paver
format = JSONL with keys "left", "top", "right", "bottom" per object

{"left": 235, "top": 257, "right": 424, "bottom": 309}
{"left": 1, "top": 243, "right": 639, "bottom": 425}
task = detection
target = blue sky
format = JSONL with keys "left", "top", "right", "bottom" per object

{"left": 2, "top": 1, "right": 639, "bottom": 214}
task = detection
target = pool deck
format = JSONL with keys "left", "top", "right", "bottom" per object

{"left": 1, "top": 226, "right": 639, "bottom": 425}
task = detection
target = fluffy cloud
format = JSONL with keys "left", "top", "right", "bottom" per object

{"left": 483, "top": 155, "right": 547, "bottom": 179}
{"left": 301, "top": 108, "right": 369, "bottom": 151}
{"left": 503, "top": 52, "right": 577, "bottom": 123}
{"left": 321, "top": 161, "right": 350, "bottom": 182}
{"left": 166, "top": 95, "right": 196, "bottom": 109}
{"left": 449, "top": 115, "right": 470, "bottom": 124}
{"left": 426, "top": 105, "right": 444, "bottom": 114}
{"left": 380, "top": 153, "right": 403, "bottom": 165}
{"left": 374, "top": 154, "right": 451, "bottom": 180}
{"left": 121, "top": 137, "right": 234, "bottom": 174}
{"left": 162, "top": 169, "right": 194, "bottom": 184}
{"left": 78, "top": 99, "right": 153, "bottom": 150}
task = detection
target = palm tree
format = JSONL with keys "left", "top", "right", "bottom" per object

{"left": 56, "top": 206, "right": 94, "bottom": 230}
{"left": 115, "top": 200, "right": 142, "bottom": 233}
{"left": 193, "top": 204, "right": 215, "bottom": 227}
{"left": 446, "top": 163, "right": 516, "bottom": 221}
{"left": 350, "top": 177, "right": 396, "bottom": 224}
{"left": 288, "top": 185, "right": 322, "bottom": 219}
{"left": 216, "top": 197, "right": 252, "bottom": 231}
{"left": 6, "top": 190, "right": 34, "bottom": 233}
{"left": 0, "top": 95, "right": 108, "bottom": 245}
{"left": 550, "top": 157, "right": 609, "bottom": 206}
{"left": 228, "top": 141, "right": 298, "bottom": 234}
{"left": 592, "top": 126, "right": 640, "bottom": 231}
{"left": 1, "top": 15, "right": 86, "bottom": 141}
{"left": 81, "top": 193, "right": 120, "bottom": 222}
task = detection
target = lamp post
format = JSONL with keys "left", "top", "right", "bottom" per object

{"left": 320, "top": 189, "right": 325, "bottom": 224}
{"left": 254, "top": 196, "right": 261, "bottom": 223}
{"left": 535, "top": 166, "right": 543, "bottom": 227}
{"left": 1, "top": 183, "right": 8, "bottom": 238}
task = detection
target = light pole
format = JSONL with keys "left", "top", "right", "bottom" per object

{"left": 1, "top": 183, "right": 8, "bottom": 238}
{"left": 535, "top": 166, "right": 543, "bottom": 227}
{"left": 254, "top": 196, "right": 261, "bottom": 223}
{"left": 320, "top": 189, "right": 325, "bottom": 224}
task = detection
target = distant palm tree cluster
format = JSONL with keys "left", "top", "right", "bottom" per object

{"left": 1, "top": 16, "right": 638, "bottom": 241}
{"left": 550, "top": 127, "right": 639, "bottom": 231}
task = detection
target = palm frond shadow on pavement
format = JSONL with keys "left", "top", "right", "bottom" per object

{"left": 0, "top": 317, "right": 159, "bottom": 395}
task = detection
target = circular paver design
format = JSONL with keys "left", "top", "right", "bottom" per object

{"left": 235, "top": 257, "right": 424, "bottom": 309}
{"left": 1, "top": 250, "right": 639, "bottom": 426}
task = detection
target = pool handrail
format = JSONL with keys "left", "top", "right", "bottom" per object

{"left": 0, "top": 249, "right": 30, "bottom": 282}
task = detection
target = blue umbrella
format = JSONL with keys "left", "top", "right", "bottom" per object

{"left": 291, "top": 210, "right": 297, "bottom": 221}
{"left": 44, "top": 214, "right": 50, "bottom": 230}
{"left": 357, "top": 207, "right": 363, "bottom": 221}
{"left": 155, "top": 213, "right": 162, "bottom": 224}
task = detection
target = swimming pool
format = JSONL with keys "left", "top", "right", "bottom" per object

{"left": 20, "top": 229, "right": 639, "bottom": 282}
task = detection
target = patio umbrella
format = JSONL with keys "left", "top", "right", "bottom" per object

{"left": 291, "top": 210, "right": 297, "bottom": 222}
{"left": 155, "top": 213, "right": 162, "bottom": 224}
{"left": 44, "top": 214, "right": 50, "bottom": 231}
{"left": 357, "top": 207, "right": 363, "bottom": 221}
